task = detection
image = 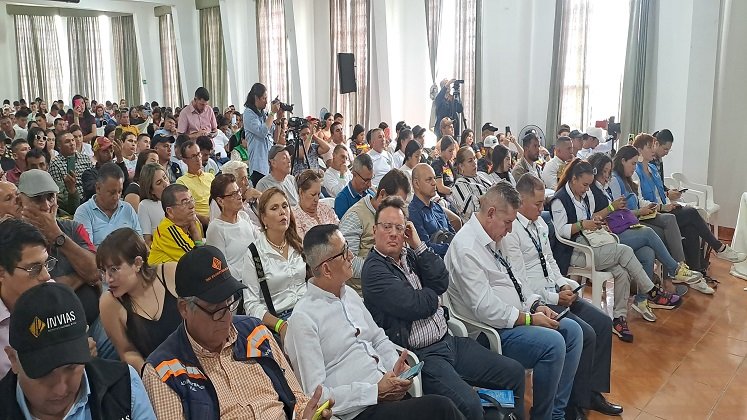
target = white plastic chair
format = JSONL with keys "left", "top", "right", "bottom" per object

{"left": 394, "top": 345, "right": 423, "bottom": 397}
{"left": 319, "top": 197, "right": 335, "bottom": 208}
{"left": 670, "top": 172, "right": 720, "bottom": 236}
{"left": 555, "top": 234, "right": 615, "bottom": 308}
{"left": 442, "top": 293, "right": 502, "bottom": 353}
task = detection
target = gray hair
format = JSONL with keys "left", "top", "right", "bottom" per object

{"left": 479, "top": 180, "right": 521, "bottom": 213}
{"left": 180, "top": 296, "right": 199, "bottom": 311}
{"left": 351, "top": 153, "right": 373, "bottom": 173}
{"left": 220, "top": 160, "right": 248, "bottom": 177}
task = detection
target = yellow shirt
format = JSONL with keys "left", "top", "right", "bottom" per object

{"left": 117, "top": 124, "right": 140, "bottom": 136}
{"left": 149, "top": 217, "right": 195, "bottom": 265}
{"left": 176, "top": 171, "right": 215, "bottom": 217}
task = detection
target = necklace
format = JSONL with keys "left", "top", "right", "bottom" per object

{"left": 266, "top": 235, "right": 287, "bottom": 250}
{"left": 131, "top": 281, "right": 161, "bottom": 320}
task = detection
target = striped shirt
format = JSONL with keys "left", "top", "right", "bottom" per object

{"left": 451, "top": 175, "right": 491, "bottom": 223}
{"left": 148, "top": 217, "right": 197, "bottom": 264}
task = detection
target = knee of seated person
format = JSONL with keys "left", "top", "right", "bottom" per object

{"left": 558, "top": 318, "right": 583, "bottom": 343}
{"left": 418, "top": 395, "right": 463, "bottom": 417}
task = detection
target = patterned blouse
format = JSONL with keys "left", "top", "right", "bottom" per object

{"left": 292, "top": 202, "right": 339, "bottom": 238}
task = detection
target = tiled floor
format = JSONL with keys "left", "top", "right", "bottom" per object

{"left": 582, "top": 255, "right": 747, "bottom": 420}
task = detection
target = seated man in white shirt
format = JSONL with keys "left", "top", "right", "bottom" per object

{"left": 285, "top": 224, "right": 463, "bottom": 420}
{"left": 503, "top": 174, "right": 622, "bottom": 419}
{"left": 323, "top": 144, "right": 352, "bottom": 197}
{"left": 541, "top": 136, "right": 574, "bottom": 190}
{"left": 366, "top": 128, "right": 394, "bottom": 187}
{"left": 444, "top": 182, "right": 583, "bottom": 420}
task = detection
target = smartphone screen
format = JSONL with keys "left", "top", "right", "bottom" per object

{"left": 505, "top": 126, "right": 511, "bottom": 135}
{"left": 398, "top": 361, "right": 424, "bottom": 380}
{"left": 66, "top": 155, "right": 76, "bottom": 174}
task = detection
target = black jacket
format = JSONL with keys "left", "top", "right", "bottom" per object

{"left": 361, "top": 246, "right": 449, "bottom": 348}
{"left": 0, "top": 358, "right": 132, "bottom": 419}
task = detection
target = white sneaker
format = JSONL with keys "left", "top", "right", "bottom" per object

{"left": 689, "top": 278, "right": 715, "bottom": 295}
{"left": 716, "top": 246, "right": 747, "bottom": 263}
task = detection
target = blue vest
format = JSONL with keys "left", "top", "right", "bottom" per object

{"left": 550, "top": 187, "right": 582, "bottom": 275}
{"left": 147, "top": 316, "right": 296, "bottom": 420}
{"left": 635, "top": 162, "right": 667, "bottom": 204}
{"left": 611, "top": 172, "right": 640, "bottom": 210}
{"left": 589, "top": 183, "right": 610, "bottom": 213}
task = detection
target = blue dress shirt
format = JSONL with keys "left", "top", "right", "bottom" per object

{"left": 408, "top": 195, "right": 455, "bottom": 257}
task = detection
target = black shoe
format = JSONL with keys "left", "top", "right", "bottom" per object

{"left": 565, "top": 405, "right": 587, "bottom": 420}
{"left": 589, "top": 392, "right": 623, "bottom": 416}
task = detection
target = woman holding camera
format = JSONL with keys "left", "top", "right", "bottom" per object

{"left": 244, "top": 83, "right": 281, "bottom": 186}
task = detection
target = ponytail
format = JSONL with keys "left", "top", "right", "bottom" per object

{"left": 556, "top": 158, "right": 594, "bottom": 191}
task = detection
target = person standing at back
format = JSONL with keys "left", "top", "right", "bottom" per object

{"left": 244, "top": 83, "right": 281, "bottom": 186}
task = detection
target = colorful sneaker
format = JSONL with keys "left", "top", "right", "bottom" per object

{"left": 716, "top": 245, "right": 747, "bottom": 263}
{"left": 632, "top": 295, "right": 657, "bottom": 322}
{"left": 613, "top": 317, "right": 634, "bottom": 342}
{"left": 647, "top": 286, "right": 682, "bottom": 310}
{"left": 688, "top": 278, "right": 715, "bottom": 295}
{"left": 671, "top": 263, "right": 703, "bottom": 284}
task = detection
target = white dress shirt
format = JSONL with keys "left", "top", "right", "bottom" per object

{"left": 444, "top": 215, "right": 541, "bottom": 329}
{"left": 285, "top": 282, "right": 399, "bottom": 420}
{"left": 550, "top": 183, "right": 597, "bottom": 239}
{"left": 241, "top": 232, "right": 308, "bottom": 318}
{"left": 392, "top": 150, "right": 405, "bottom": 169}
{"left": 367, "top": 149, "right": 394, "bottom": 187}
{"left": 541, "top": 156, "right": 565, "bottom": 190}
{"left": 503, "top": 213, "right": 570, "bottom": 305}
{"left": 323, "top": 167, "right": 353, "bottom": 198}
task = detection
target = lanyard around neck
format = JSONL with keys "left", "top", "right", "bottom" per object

{"left": 486, "top": 245, "right": 525, "bottom": 303}
{"left": 521, "top": 222, "right": 549, "bottom": 279}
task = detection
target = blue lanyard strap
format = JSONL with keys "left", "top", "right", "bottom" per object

{"left": 521, "top": 223, "right": 549, "bottom": 279}
{"left": 487, "top": 246, "right": 525, "bottom": 303}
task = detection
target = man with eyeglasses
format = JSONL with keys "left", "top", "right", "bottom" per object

{"left": 177, "top": 139, "right": 215, "bottom": 225}
{"left": 149, "top": 184, "right": 204, "bottom": 265}
{"left": 143, "top": 245, "right": 334, "bottom": 420}
{"left": 0, "top": 218, "right": 57, "bottom": 377}
{"left": 16, "top": 169, "right": 111, "bottom": 358}
{"left": 334, "top": 153, "right": 374, "bottom": 219}
{"left": 361, "top": 197, "right": 526, "bottom": 420}
{"left": 285, "top": 224, "right": 465, "bottom": 420}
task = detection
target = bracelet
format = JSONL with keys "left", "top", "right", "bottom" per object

{"left": 274, "top": 319, "right": 286, "bottom": 333}
{"left": 525, "top": 312, "right": 532, "bottom": 326}
{"left": 607, "top": 204, "right": 615, "bottom": 212}
{"left": 576, "top": 221, "right": 583, "bottom": 231}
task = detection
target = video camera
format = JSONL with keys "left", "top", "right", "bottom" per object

{"left": 272, "top": 97, "right": 294, "bottom": 113}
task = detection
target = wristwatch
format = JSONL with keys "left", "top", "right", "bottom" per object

{"left": 53, "top": 234, "right": 66, "bottom": 248}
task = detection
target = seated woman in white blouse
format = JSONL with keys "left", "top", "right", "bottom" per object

{"left": 550, "top": 158, "right": 681, "bottom": 343}
{"left": 136, "top": 162, "right": 169, "bottom": 247}
{"left": 482, "top": 144, "right": 516, "bottom": 186}
{"left": 292, "top": 169, "right": 339, "bottom": 238}
{"left": 451, "top": 147, "right": 491, "bottom": 223}
{"left": 242, "top": 187, "right": 308, "bottom": 343}
{"left": 205, "top": 173, "right": 260, "bottom": 281}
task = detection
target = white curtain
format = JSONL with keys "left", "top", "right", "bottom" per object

{"left": 330, "top": 0, "right": 370, "bottom": 128}
{"left": 159, "top": 13, "right": 183, "bottom": 107}
{"left": 14, "top": 15, "right": 64, "bottom": 103}
{"left": 257, "top": 0, "right": 289, "bottom": 102}
{"left": 67, "top": 16, "right": 105, "bottom": 100}
{"left": 111, "top": 15, "right": 142, "bottom": 106}
{"left": 199, "top": 7, "right": 228, "bottom": 109}
{"left": 452, "top": 0, "right": 477, "bottom": 132}
{"left": 425, "top": 0, "right": 443, "bottom": 128}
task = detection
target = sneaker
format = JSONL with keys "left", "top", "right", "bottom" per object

{"left": 674, "top": 284, "right": 689, "bottom": 296}
{"left": 646, "top": 286, "right": 682, "bottom": 310}
{"left": 613, "top": 317, "right": 634, "bottom": 342}
{"left": 716, "top": 245, "right": 747, "bottom": 263}
{"left": 671, "top": 263, "right": 703, "bottom": 284}
{"left": 632, "top": 295, "right": 657, "bottom": 322}
{"left": 689, "top": 278, "right": 716, "bottom": 295}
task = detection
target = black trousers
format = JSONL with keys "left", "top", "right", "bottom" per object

{"left": 671, "top": 206, "right": 721, "bottom": 270}
{"left": 353, "top": 394, "right": 466, "bottom": 420}
{"left": 549, "top": 298, "right": 612, "bottom": 409}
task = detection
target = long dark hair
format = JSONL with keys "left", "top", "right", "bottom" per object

{"left": 612, "top": 145, "right": 640, "bottom": 193}
{"left": 71, "top": 94, "right": 92, "bottom": 119}
{"left": 244, "top": 83, "right": 267, "bottom": 116}
{"left": 460, "top": 129, "right": 474, "bottom": 147}
{"left": 556, "top": 158, "right": 594, "bottom": 191}
{"left": 491, "top": 144, "right": 511, "bottom": 174}
{"left": 133, "top": 149, "right": 157, "bottom": 183}
{"left": 587, "top": 153, "right": 612, "bottom": 182}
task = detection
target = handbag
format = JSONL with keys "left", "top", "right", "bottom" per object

{"left": 606, "top": 209, "right": 639, "bottom": 234}
{"left": 581, "top": 228, "right": 617, "bottom": 247}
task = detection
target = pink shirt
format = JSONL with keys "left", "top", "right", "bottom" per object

{"left": 292, "top": 203, "right": 339, "bottom": 238}
{"left": 177, "top": 101, "right": 217, "bottom": 135}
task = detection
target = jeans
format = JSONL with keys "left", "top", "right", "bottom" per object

{"left": 353, "top": 394, "right": 466, "bottom": 420}
{"left": 617, "top": 225, "right": 679, "bottom": 278}
{"left": 641, "top": 212, "right": 685, "bottom": 261}
{"left": 89, "top": 317, "right": 118, "bottom": 360}
{"left": 549, "top": 300, "right": 612, "bottom": 408}
{"left": 414, "top": 335, "right": 526, "bottom": 420}
{"left": 498, "top": 319, "right": 583, "bottom": 420}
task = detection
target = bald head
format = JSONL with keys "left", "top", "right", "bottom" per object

{"left": 412, "top": 163, "right": 437, "bottom": 201}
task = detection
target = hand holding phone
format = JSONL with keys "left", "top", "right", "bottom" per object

{"left": 312, "top": 400, "right": 331, "bottom": 420}
{"left": 555, "top": 307, "right": 571, "bottom": 321}
{"left": 572, "top": 282, "right": 587, "bottom": 293}
{"left": 398, "top": 361, "right": 424, "bottom": 380}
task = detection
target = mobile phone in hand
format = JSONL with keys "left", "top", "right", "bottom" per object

{"left": 398, "top": 361, "right": 424, "bottom": 380}
{"left": 312, "top": 400, "right": 331, "bottom": 420}
{"left": 572, "top": 282, "right": 586, "bottom": 293}
{"left": 555, "top": 307, "right": 571, "bottom": 321}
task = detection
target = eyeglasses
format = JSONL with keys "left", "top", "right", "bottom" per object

{"left": 98, "top": 265, "right": 122, "bottom": 280}
{"left": 193, "top": 298, "right": 241, "bottom": 321}
{"left": 353, "top": 170, "right": 373, "bottom": 183}
{"left": 314, "top": 243, "right": 352, "bottom": 271}
{"left": 172, "top": 198, "right": 196, "bottom": 208}
{"left": 184, "top": 153, "right": 201, "bottom": 160}
{"left": 220, "top": 189, "right": 242, "bottom": 200}
{"left": 16, "top": 257, "right": 57, "bottom": 278}
{"left": 376, "top": 222, "right": 406, "bottom": 233}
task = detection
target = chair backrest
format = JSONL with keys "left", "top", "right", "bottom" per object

{"left": 319, "top": 197, "right": 335, "bottom": 208}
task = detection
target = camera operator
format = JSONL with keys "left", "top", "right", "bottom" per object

{"left": 290, "top": 117, "right": 330, "bottom": 177}
{"left": 243, "top": 83, "right": 281, "bottom": 186}
{"left": 434, "top": 79, "right": 463, "bottom": 138}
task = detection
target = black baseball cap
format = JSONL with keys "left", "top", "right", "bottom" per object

{"left": 151, "top": 132, "right": 176, "bottom": 149}
{"left": 411, "top": 125, "right": 426, "bottom": 138}
{"left": 10, "top": 283, "right": 91, "bottom": 379}
{"left": 481, "top": 122, "right": 499, "bottom": 132}
{"left": 176, "top": 246, "right": 246, "bottom": 303}
{"left": 569, "top": 130, "right": 583, "bottom": 139}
